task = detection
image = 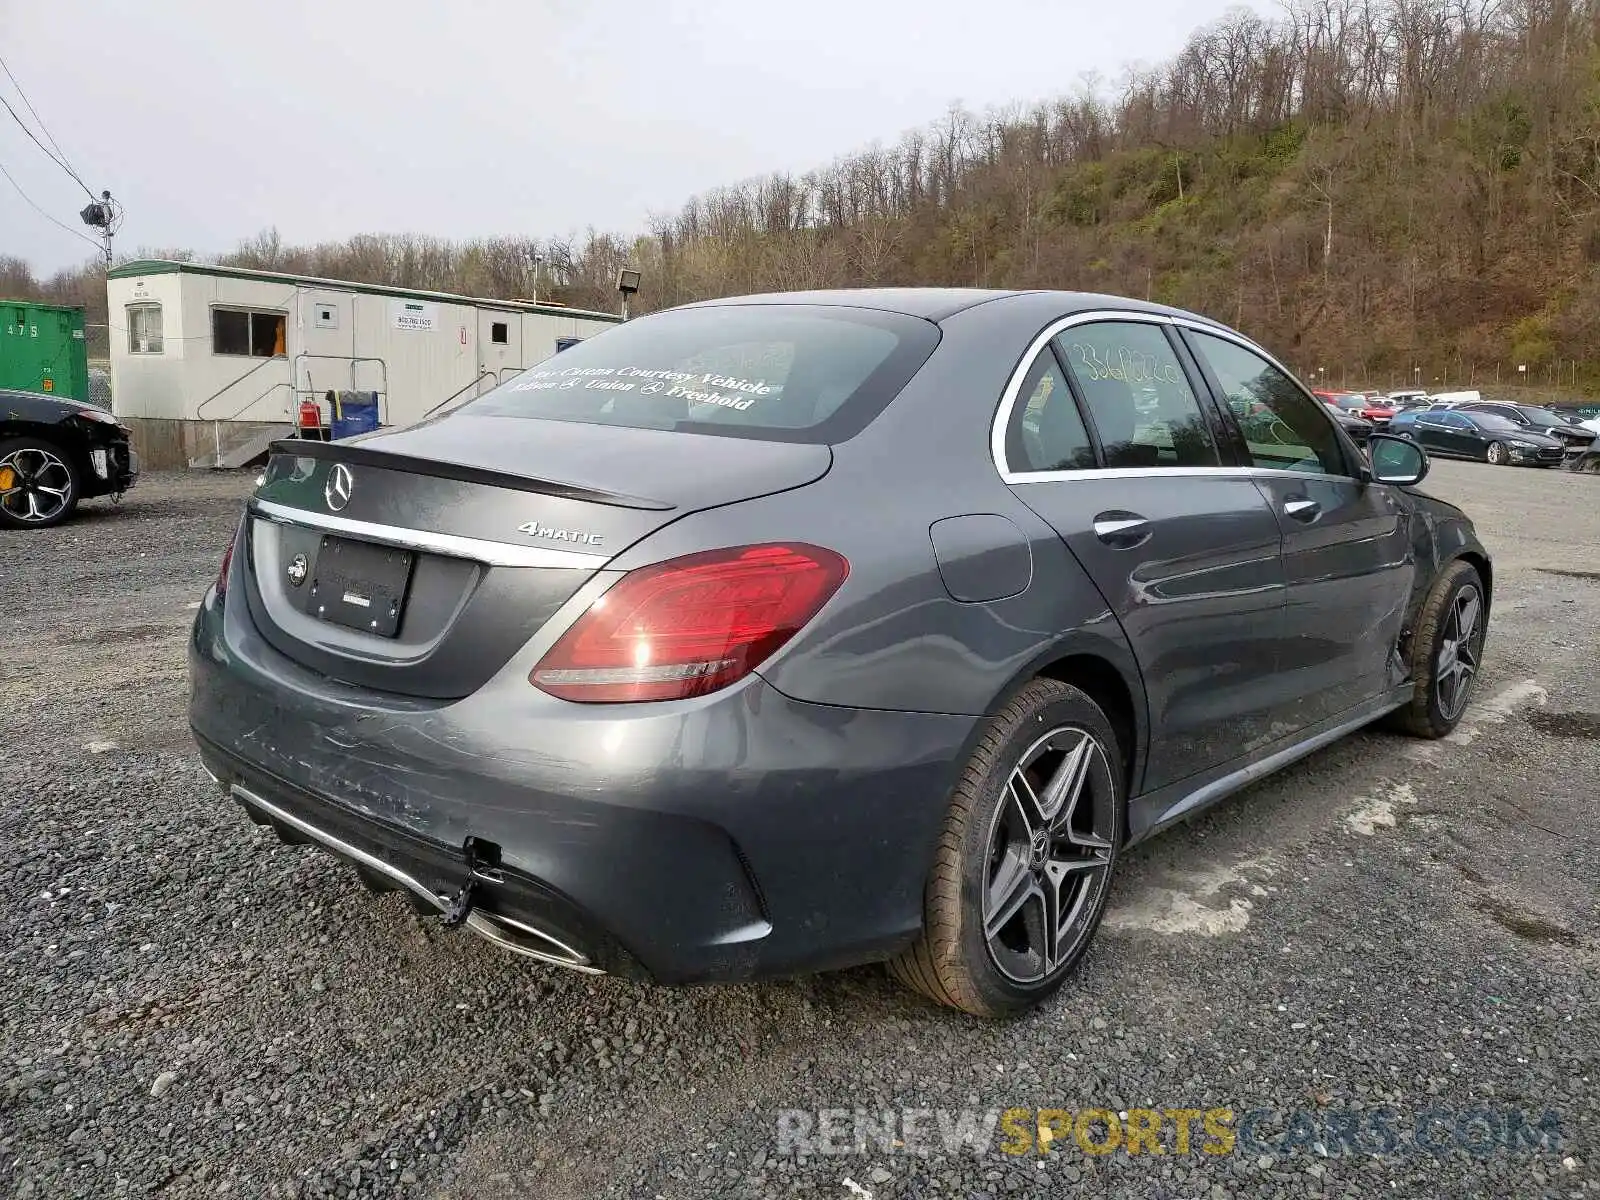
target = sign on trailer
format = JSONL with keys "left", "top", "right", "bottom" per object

{"left": 390, "top": 299, "right": 438, "bottom": 332}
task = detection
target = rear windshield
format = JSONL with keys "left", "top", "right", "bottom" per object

{"left": 465, "top": 304, "right": 940, "bottom": 443}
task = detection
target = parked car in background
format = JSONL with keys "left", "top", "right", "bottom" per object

{"left": 1455, "top": 401, "right": 1598, "bottom": 456}
{"left": 0, "top": 387, "right": 139, "bottom": 529}
{"left": 1326, "top": 406, "right": 1374, "bottom": 445}
{"left": 1426, "top": 390, "right": 1482, "bottom": 409}
{"left": 1388, "top": 407, "right": 1565, "bottom": 466}
{"left": 1357, "top": 396, "right": 1396, "bottom": 425}
{"left": 189, "top": 288, "right": 1490, "bottom": 1018}
{"left": 1387, "top": 389, "right": 1431, "bottom": 407}
{"left": 1319, "top": 391, "right": 1395, "bottom": 427}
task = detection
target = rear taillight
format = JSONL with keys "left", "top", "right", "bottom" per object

{"left": 531, "top": 543, "right": 849, "bottom": 703}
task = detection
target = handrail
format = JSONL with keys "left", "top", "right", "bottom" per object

{"left": 423, "top": 369, "right": 500, "bottom": 419}
{"left": 293, "top": 354, "right": 389, "bottom": 424}
{"left": 194, "top": 355, "right": 281, "bottom": 420}
{"left": 210, "top": 381, "right": 294, "bottom": 465}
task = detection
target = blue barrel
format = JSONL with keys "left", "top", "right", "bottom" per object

{"left": 330, "top": 390, "right": 381, "bottom": 440}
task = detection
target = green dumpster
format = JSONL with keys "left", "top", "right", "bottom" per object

{"left": 0, "top": 301, "right": 90, "bottom": 403}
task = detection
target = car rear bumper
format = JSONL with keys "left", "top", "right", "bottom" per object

{"left": 188, "top": 585, "right": 976, "bottom": 984}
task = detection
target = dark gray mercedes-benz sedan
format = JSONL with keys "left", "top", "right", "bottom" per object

{"left": 189, "top": 289, "right": 1491, "bottom": 1016}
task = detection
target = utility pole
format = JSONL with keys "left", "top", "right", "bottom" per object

{"left": 79, "top": 189, "right": 122, "bottom": 267}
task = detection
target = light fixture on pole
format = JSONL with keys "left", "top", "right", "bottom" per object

{"left": 616, "top": 268, "right": 641, "bottom": 319}
{"left": 79, "top": 190, "right": 123, "bottom": 267}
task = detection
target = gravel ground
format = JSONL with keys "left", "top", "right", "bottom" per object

{"left": 1, "top": 462, "right": 1595, "bottom": 1200}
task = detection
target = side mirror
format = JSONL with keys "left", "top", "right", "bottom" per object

{"left": 1368, "top": 433, "right": 1429, "bottom": 486}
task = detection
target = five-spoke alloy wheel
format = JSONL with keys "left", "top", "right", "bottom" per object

{"left": 1386, "top": 559, "right": 1489, "bottom": 739}
{"left": 890, "top": 678, "right": 1124, "bottom": 1016}
{"left": 983, "top": 727, "right": 1116, "bottom": 984}
{"left": 1434, "top": 583, "right": 1484, "bottom": 723}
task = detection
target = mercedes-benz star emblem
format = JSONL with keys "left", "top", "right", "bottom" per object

{"left": 324, "top": 463, "right": 354, "bottom": 512}
{"left": 286, "top": 553, "right": 309, "bottom": 587}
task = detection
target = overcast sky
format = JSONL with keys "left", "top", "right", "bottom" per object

{"left": 2, "top": 0, "right": 1251, "bottom": 276}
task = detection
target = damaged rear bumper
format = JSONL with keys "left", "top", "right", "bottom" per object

{"left": 188, "top": 583, "right": 975, "bottom": 984}
{"left": 197, "top": 742, "right": 608, "bottom": 975}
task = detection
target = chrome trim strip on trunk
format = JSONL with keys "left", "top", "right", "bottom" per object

{"left": 249, "top": 498, "right": 608, "bottom": 570}
{"left": 228, "top": 782, "right": 603, "bottom": 974}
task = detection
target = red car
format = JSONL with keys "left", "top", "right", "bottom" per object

{"left": 1315, "top": 390, "right": 1394, "bottom": 425}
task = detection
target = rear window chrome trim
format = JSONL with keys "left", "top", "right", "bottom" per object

{"left": 249, "top": 498, "right": 608, "bottom": 570}
{"left": 991, "top": 310, "right": 1334, "bottom": 484}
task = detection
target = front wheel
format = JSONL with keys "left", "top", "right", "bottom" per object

{"left": 889, "top": 678, "right": 1124, "bottom": 1017}
{"left": 1484, "top": 441, "right": 1508, "bottom": 465}
{"left": 1384, "top": 560, "right": 1488, "bottom": 738}
{"left": 0, "top": 438, "right": 80, "bottom": 530}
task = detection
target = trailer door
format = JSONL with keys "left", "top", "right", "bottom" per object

{"left": 477, "top": 310, "right": 522, "bottom": 394}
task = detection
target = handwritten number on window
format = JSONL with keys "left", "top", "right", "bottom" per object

{"left": 1068, "top": 341, "right": 1183, "bottom": 386}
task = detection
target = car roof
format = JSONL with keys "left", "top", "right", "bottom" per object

{"left": 676, "top": 287, "right": 1231, "bottom": 326}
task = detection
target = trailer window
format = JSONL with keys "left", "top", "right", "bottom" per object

{"left": 126, "top": 304, "right": 163, "bottom": 355}
{"left": 213, "top": 307, "right": 286, "bottom": 358}
{"left": 490, "top": 322, "right": 509, "bottom": 344}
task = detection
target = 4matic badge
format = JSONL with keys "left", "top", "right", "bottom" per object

{"left": 517, "top": 520, "right": 604, "bottom": 547}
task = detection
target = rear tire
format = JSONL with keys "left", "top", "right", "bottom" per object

{"left": 1484, "top": 441, "right": 1508, "bottom": 465}
{"left": 1384, "top": 560, "right": 1487, "bottom": 739}
{"left": 0, "top": 437, "right": 80, "bottom": 530}
{"left": 888, "top": 679, "right": 1124, "bottom": 1017}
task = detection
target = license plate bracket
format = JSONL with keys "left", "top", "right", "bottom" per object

{"left": 310, "top": 535, "right": 415, "bottom": 638}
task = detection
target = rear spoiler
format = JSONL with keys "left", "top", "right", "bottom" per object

{"left": 266, "top": 439, "right": 675, "bottom": 511}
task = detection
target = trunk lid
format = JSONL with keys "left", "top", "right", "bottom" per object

{"left": 241, "top": 415, "right": 832, "bottom": 698}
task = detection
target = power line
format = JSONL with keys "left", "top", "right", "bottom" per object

{"left": 0, "top": 88, "right": 94, "bottom": 201}
{"left": 0, "top": 55, "right": 81, "bottom": 188}
{"left": 0, "top": 157, "right": 105, "bottom": 255}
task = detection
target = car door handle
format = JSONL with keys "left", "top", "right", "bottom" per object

{"left": 1092, "top": 512, "right": 1153, "bottom": 548}
{"left": 1283, "top": 497, "right": 1321, "bottom": 522}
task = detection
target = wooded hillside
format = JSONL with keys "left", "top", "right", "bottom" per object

{"left": 8, "top": 0, "right": 1600, "bottom": 392}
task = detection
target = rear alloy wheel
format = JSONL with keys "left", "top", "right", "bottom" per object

{"left": 889, "top": 679, "right": 1123, "bottom": 1017}
{"left": 1385, "top": 560, "right": 1488, "bottom": 738}
{"left": 1484, "top": 441, "right": 1508, "bottom": 465}
{"left": 0, "top": 438, "right": 80, "bottom": 530}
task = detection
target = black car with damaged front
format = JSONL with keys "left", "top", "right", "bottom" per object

{"left": 1456, "top": 401, "right": 1597, "bottom": 456}
{"left": 0, "top": 388, "right": 139, "bottom": 529}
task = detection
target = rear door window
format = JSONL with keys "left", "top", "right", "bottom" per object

{"left": 466, "top": 305, "right": 939, "bottom": 444}
{"left": 1052, "top": 321, "right": 1220, "bottom": 467}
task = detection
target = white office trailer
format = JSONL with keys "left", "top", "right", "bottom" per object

{"left": 105, "top": 260, "right": 621, "bottom": 468}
